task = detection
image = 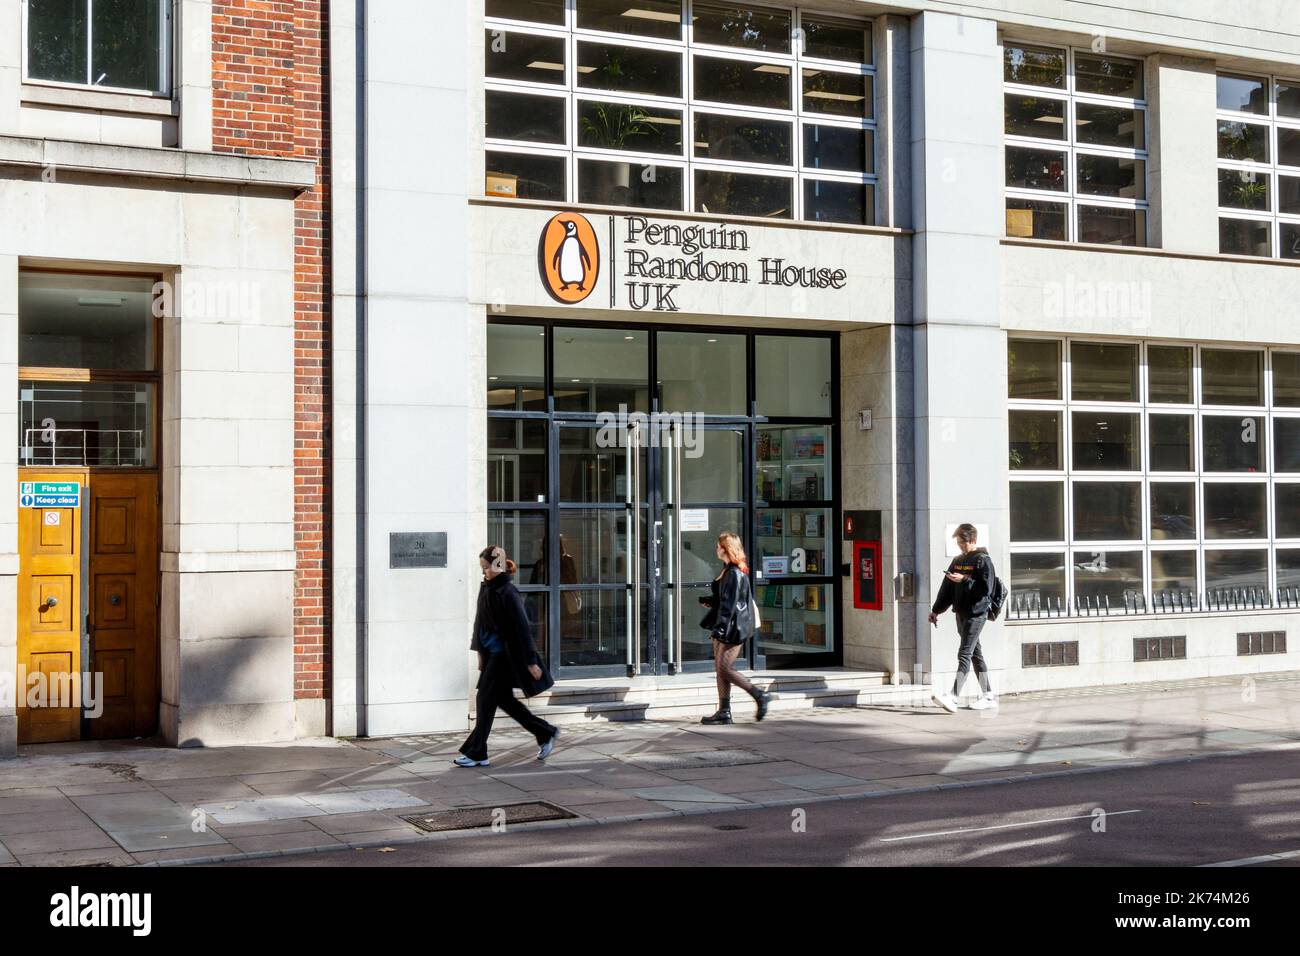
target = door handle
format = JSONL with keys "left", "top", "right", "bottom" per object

{"left": 45, "top": 596, "right": 58, "bottom": 607}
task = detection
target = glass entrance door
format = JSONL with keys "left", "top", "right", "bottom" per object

{"left": 487, "top": 320, "right": 840, "bottom": 680}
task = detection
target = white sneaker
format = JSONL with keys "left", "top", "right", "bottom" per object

{"left": 968, "top": 693, "right": 998, "bottom": 711}
{"left": 932, "top": 692, "right": 959, "bottom": 714}
{"left": 537, "top": 727, "right": 560, "bottom": 761}
{"left": 453, "top": 755, "right": 489, "bottom": 768}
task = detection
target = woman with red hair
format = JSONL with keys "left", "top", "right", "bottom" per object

{"left": 697, "top": 532, "right": 771, "bottom": 724}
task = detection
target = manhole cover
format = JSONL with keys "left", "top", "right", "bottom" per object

{"left": 619, "top": 748, "right": 774, "bottom": 771}
{"left": 400, "top": 802, "right": 577, "bottom": 833}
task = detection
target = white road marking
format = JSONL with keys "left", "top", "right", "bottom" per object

{"left": 879, "top": 809, "right": 1143, "bottom": 842}
{"left": 1201, "top": 848, "right": 1300, "bottom": 867}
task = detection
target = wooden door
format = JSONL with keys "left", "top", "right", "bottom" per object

{"left": 17, "top": 468, "right": 88, "bottom": 744}
{"left": 86, "top": 472, "right": 159, "bottom": 740}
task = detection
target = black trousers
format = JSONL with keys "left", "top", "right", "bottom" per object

{"left": 460, "top": 652, "right": 556, "bottom": 761}
{"left": 952, "top": 613, "right": 992, "bottom": 696}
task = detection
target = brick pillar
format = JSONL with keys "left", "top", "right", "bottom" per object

{"left": 212, "top": 1, "right": 331, "bottom": 730}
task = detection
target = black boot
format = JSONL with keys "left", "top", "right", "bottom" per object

{"left": 749, "top": 686, "right": 772, "bottom": 721}
{"left": 701, "top": 705, "right": 733, "bottom": 725}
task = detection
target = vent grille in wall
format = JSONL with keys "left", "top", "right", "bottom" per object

{"left": 1237, "top": 631, "right": 1287, "bottom": 656}
{"left": 1134, "top": 636, "right": 1186, "bottom": 661}
{"left": 1021, "top": 641, "right": 1078, "bottom": 667}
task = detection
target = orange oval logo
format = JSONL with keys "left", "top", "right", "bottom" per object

{"left": 538, "top": 213, "right": 600, "bottom": 304}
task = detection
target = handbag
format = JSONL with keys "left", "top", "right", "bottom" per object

{"left": 561, "top": 590, "right": 582, "bottom": 615}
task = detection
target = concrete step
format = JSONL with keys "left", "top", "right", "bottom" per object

{"left": 472, "top": 670, "right": 931, "bottom": 726}
{"left": 532, "top": 683, "right": 929, "bottom": 726}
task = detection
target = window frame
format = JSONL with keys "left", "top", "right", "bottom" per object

{"left": 1008, "top": 335, "right": 1294, "bottom": 618}
{"left": 1215, "top": 70, "right": 1300, "bottom": 260}
{"left": 21, "top": 0, "right": 173, "bottom": 98}
{"left": 484, "top": 1, "right": 878, "bottom": 223}
{"left": 1002, "top": 41, "right": 1149, "bottom": 246}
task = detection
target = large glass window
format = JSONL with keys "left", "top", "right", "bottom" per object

{"left": 26, "top": 0, "right": 169, "bottom": 94}
{"left": 1217, "top": 72, "right": 1300, "bottom": 259}
{"left": 18, "top": 272, "right": 158, "bottom": 468}
{"left": 1004, "top": 44, "right": 1148, "bottom": 245}
{"left": 487, "top": 321, "right": 837, "bottom": 674}
{"left": 1007, "top": 338, "right": 1293, "bottom": 617}
{"left": 484, "top": 3, "right": 877, "bottom": 222}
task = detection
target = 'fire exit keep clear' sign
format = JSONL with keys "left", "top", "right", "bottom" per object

{"left": 19, "top": 481, "right": 81, "bottom": 508}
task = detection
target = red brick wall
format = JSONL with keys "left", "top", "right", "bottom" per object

{"left": 213, "top": 1, "right": 332, "bottom": 714}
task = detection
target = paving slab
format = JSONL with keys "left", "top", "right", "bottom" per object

{"left": 627, "top": 785, "right": 748, "bottom": 806}
{"left": 299, "top": 788, "right": 428, "bottom": 814}
{"left": 227, "top": 829, "right": 344, "bottom": 854}
{"left": 197, "top": 795, "right": 326, "bottom": 825}
{"left": 308, "top": 811, "right": 426, "bottom": 836}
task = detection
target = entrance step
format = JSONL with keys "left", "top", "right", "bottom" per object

{"left": 481, "top": 669, "right": 931, "bottom": 725}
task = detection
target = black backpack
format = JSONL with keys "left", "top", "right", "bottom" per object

{"left": 988, "top": 575, "right": 1010, "bottom": 621}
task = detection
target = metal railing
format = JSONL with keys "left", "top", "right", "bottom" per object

{"left": 1008, "top": 585, "right": 1298, "bottom": 620}
{"left": 21, "top": 428, "right": 146, "bottom": 467}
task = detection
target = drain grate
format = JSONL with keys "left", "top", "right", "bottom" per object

{"left": 400, "top": 801, "right": 577, "bottom": 833}
{"left": 713, "top": 824, "right": 748, "bottom": 831}
{"left": 618, "top": 748, "right": 774, "bottom": 771}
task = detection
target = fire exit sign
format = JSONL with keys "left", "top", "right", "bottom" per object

{"left": 19, "top": 481, "right": 81, "bottom": 508}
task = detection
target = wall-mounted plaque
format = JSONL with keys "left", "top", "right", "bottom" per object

{"left": 389, "top": 532, "right": 447, "bottom": 569}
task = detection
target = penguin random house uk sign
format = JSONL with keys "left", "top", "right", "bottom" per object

{"left": 538, "top": 211, "right": 848, "bottom": 313}
{"left": 19, "top": 481, "right": 81, "bottom": 508}
{"left": 475, "top": 204, "right": 899, "bottom": 324}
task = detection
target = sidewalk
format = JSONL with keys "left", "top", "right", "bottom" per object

{"left": 2, "top": 673, "right": 1298, "bottom": 866}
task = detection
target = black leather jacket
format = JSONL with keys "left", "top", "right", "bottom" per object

{"left": 699, "top": 564, "right": 755, "bottom": 645}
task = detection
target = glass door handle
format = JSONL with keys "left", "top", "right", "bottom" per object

{"left": 673, "top": 422, "right": 684, "bottom": 674}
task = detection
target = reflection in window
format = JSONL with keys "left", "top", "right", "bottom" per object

{"left": 1071, "top": 342, "right": 1137, "bottom": 402}
{"left": 1072, "top": 482, "right": 1141, "bottom": 540}
{"left": 1203, "top": 483, "right": 1267, "bottom": 539}
{"left": 1009, "top": 410, "right": 1061, "bottom": 470}
{"left": 1073, "top": 550, "right": 1144, "bottom": 612}
{"left": 1007, "top": 339, "right": 1061, "bottom": 399}
{"left": 695, "top": 169, "right": 792, "bottom": 218}
{"left": 1010, "top": 482, "right": 1063, "bottom": 542}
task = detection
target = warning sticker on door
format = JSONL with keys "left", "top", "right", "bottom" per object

{"left": 19, "top": 481, "right": 80, "bottom": 508}
{"left": 43, "top": 511, "right": 60, "bottom": 526}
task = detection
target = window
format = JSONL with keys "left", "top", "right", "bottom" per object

{"left": 484, "top": 2, "right": 877, "bottom": 222}
{"left": 24, "top": 0, "right": 170, "bottom": 95}
{"left": 1216, "top": 72, "right": 1300, "bottom": 259}
{"left": 1007, "top": 338, "right": 1294, "bottom": 618}
{"left": 18, "top": 272, "right": 159, "bottom": 467}
{"left": 1003, "top": 44, "right": 1147, "bottom": 245}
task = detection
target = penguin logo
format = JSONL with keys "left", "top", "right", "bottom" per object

{"left": 539, "top": 213, "right": 599, "bottom": 304}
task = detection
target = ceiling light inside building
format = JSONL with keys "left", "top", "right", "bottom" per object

{"left": 622, "top": 8, "right": 681, "bottom": 23}
{"left": 805, "top": 90, "right": 864, "bottom": 102}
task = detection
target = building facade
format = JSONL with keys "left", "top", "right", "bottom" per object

{"left": 2, "top": 1, "right": 1298, "bottom": 754}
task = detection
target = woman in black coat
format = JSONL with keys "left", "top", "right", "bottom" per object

{"left": 456, "top": 546, "right": 560, "bottom": 767}
{"left": 697, "top": 532, "right": 772, "bottom": 725}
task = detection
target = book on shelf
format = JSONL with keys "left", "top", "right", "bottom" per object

{"left": 805, "top": 586, "right": 821, "bottom": 611}
{"left": 761, "top": 586, "right": 782, "bottom": 608}
{"left": 805, "top": 512, "right": 822, "bottom": 536}
{"left": 805, "top": 549, "right": 821, "bottom": 574}
{"left": 805, "top": 622, "right": 825, "bottom": 646}
{"left": 789, "top": 511, "right": 803, "bottom": 535}
{"left": 792, "top": 434, "right": 814, "bottom": 459}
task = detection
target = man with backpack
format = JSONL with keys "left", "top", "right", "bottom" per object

{"left": 928, "top": 523, "right": 1005, "bottom": 713}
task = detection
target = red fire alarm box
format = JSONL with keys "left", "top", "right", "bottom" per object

{"left": 853, "top": 540, "right": 882, "bottom": 610}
